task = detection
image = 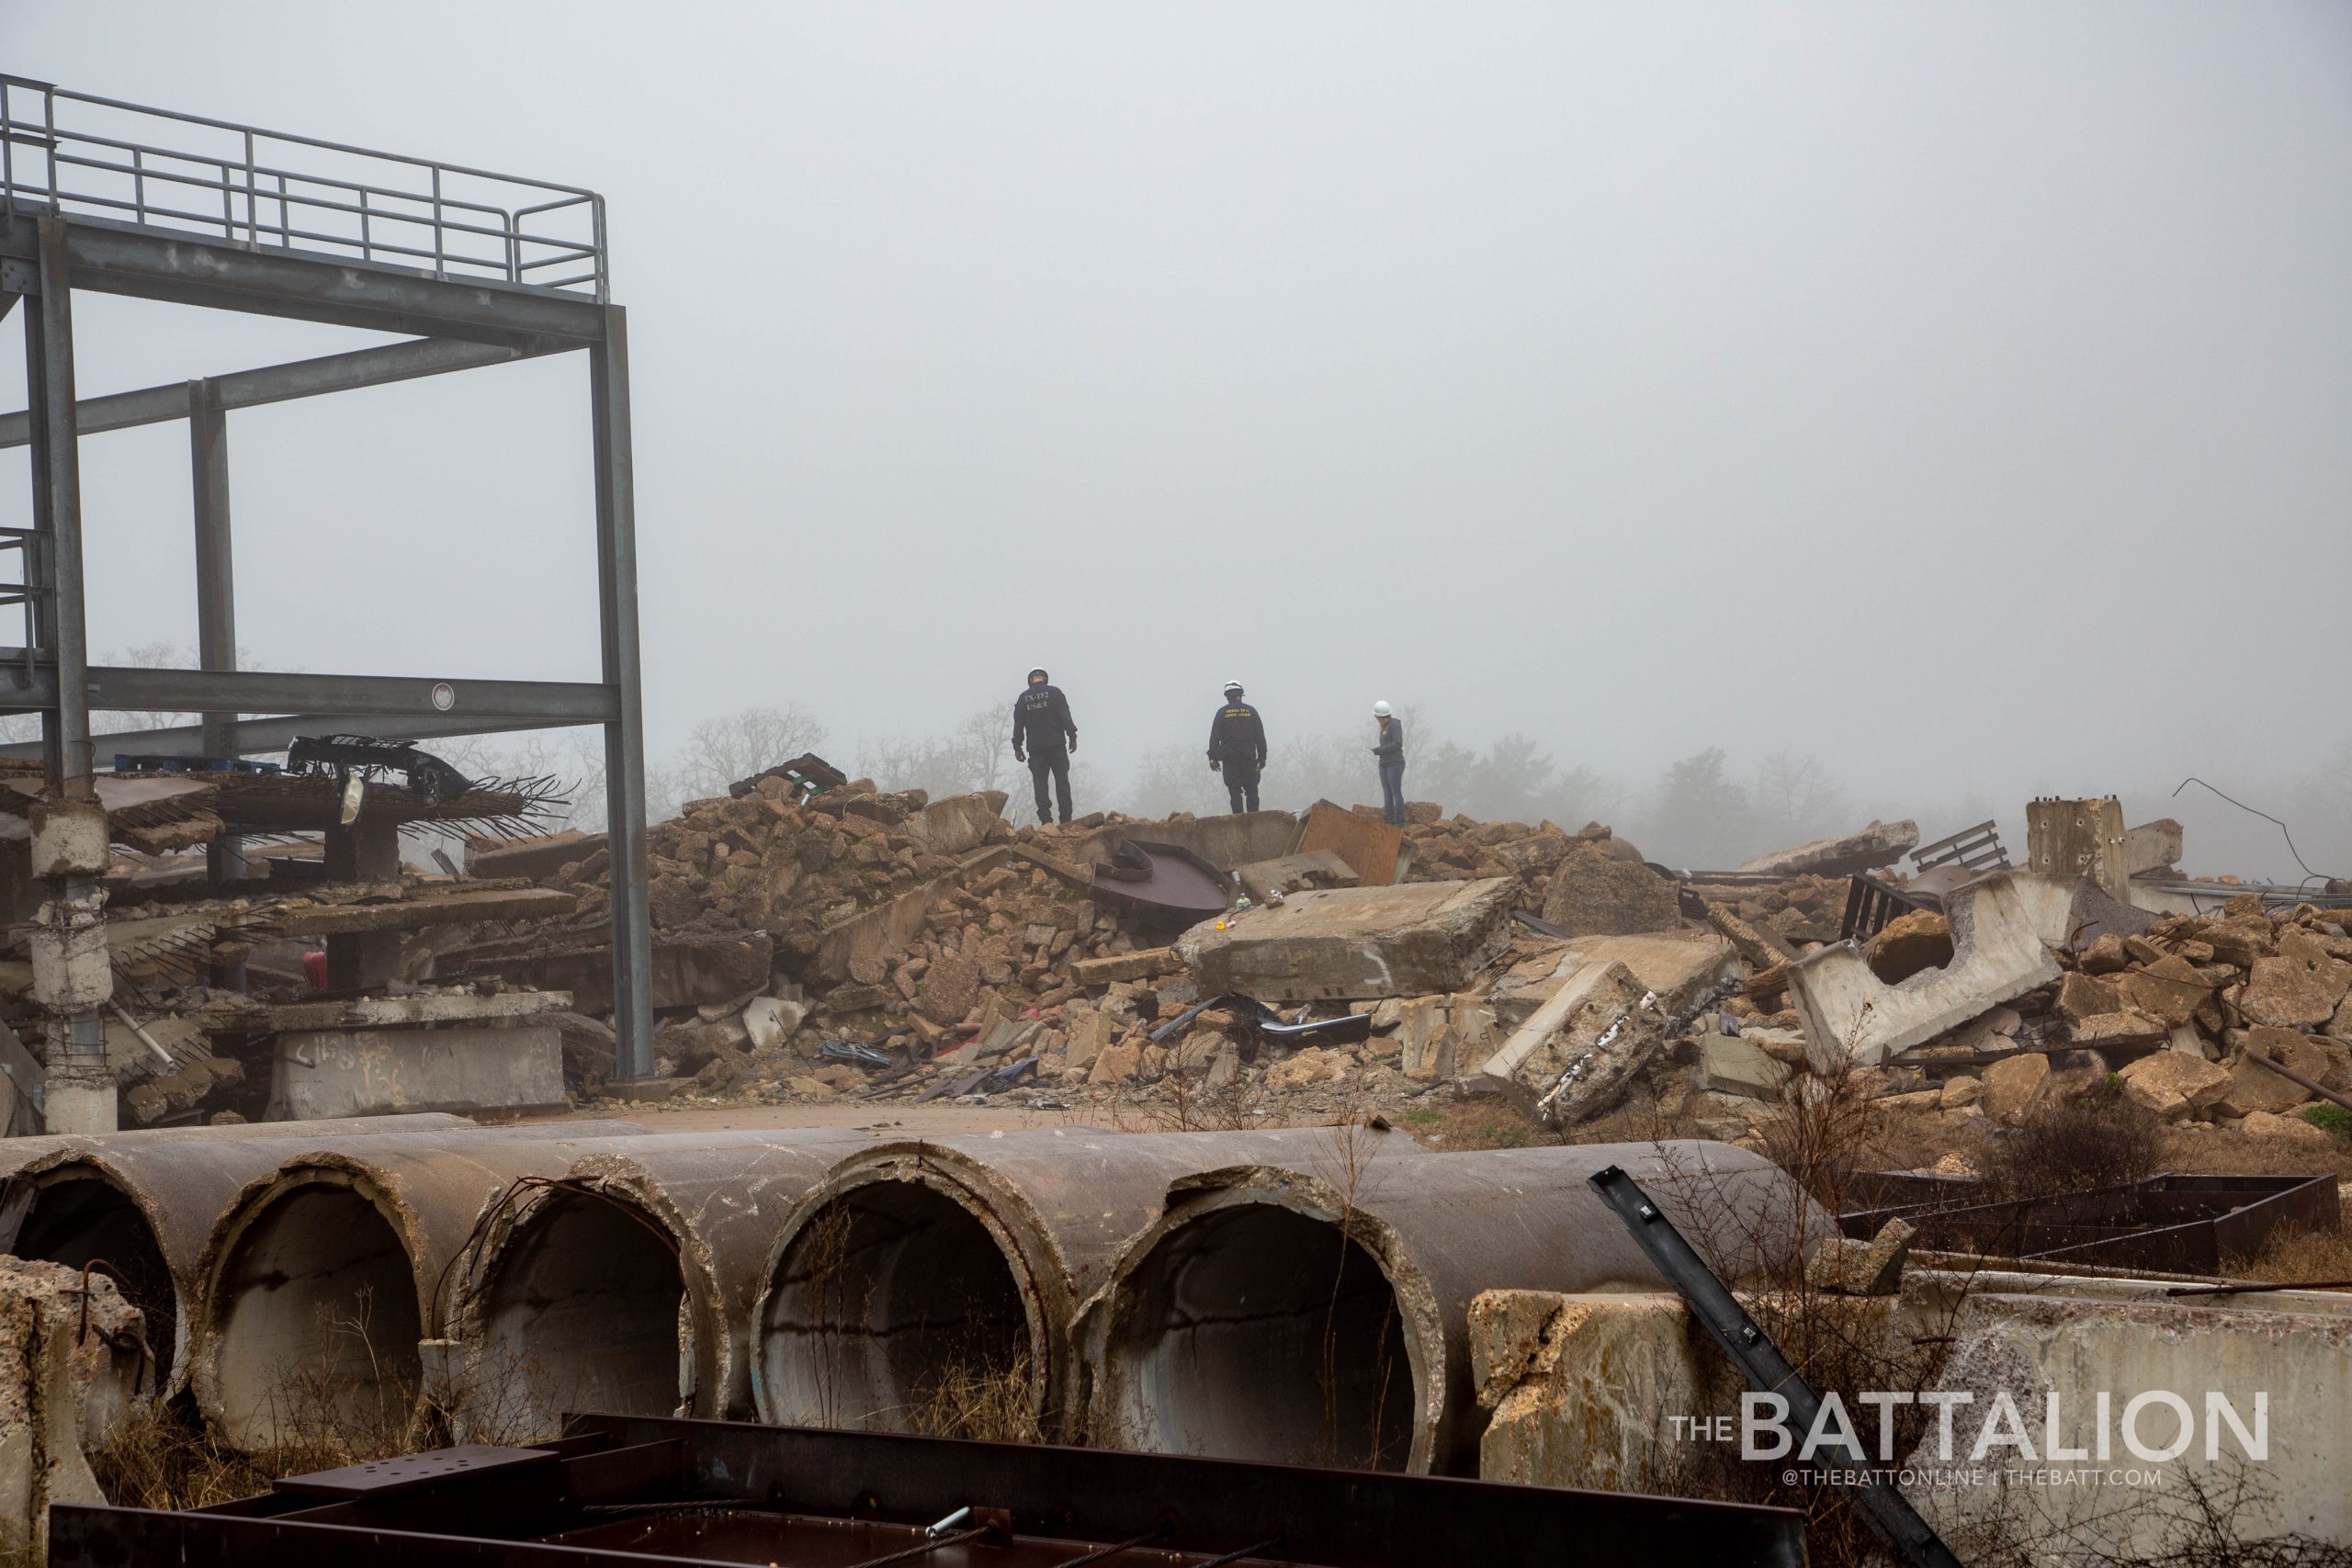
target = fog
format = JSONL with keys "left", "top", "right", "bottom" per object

{"left": 3, "top": 4, "right": 2346, "bottom": 879}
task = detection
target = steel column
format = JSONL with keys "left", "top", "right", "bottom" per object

{"left": 589, "top": 304, "right": 652, "bottom": 1082}
{"left": 25, "top": 215, "right": 109, "bottom": 1131}
{"left": 188, "top": 378, "right": 244, "bottom": 883}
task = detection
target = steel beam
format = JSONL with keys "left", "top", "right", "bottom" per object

{"left": 0, "top": 337, "right": 560, "bottom": 451}
{"left": 590, "top": 303, "right": 653, "bottom": 1081}
{"left": 0, "top": 216, "right": 610, "bottom": 347}
{"left": 0, "top": 709, "right": 586, "bottom": 763}
{"left": 188, "top": 380, "right": 243, "bottom": 880}
{"left": 0, "top": 667, "right": 616, "bottom": 724}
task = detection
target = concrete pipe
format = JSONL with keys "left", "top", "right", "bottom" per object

{"left": 0, "top": 1111, "right": 471, "bottom": 1180}
{"left": 752, "top": 1124, "right": 1429, "bottom": 1439}
{"left": 442, "top": 1128, "right": 866, "bottom": 1439}
{"left": 0, "top": 1114, "right": 498, "bottom": 1400}
{"left": 190, "top": 1121, "right": 645, "bottom": 1452}
{"left": 1076, "top": 1140, "right": 1826, "bottom": 1476}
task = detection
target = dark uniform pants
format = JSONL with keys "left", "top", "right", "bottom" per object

{"left": 1030, "top": 751, "right": 1072, "bottom": 825}
{"left": 1224, "top": 762, "right": 1261, "bottom": 815}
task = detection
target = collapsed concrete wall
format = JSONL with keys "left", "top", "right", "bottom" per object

{"left": 752, "top": 1126, "right": 1428, "bottom": 1439}
{"left": 1076, "top": 1140, "right": 1825, "bottom": 1476}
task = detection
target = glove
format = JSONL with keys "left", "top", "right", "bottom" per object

{"left": 1013, "top": 749, "right": 1025, "bottom": 764}
{"left": 1068, "top": 738, "right": 1078, "bottom": 754}
{"left": 1210, "top": 759, "right": 1221, "bottom": 771}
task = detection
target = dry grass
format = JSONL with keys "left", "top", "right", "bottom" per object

{"left": 1980, "top": 1074, "right": 2167, "bottom": 1201}
{"left": 2222, "top": 1219, "right": 2352, "bottom": 1285}
{"left": 908, "top": 1348, "right": 1046, "bottom": 1444}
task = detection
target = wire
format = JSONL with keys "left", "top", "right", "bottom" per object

{"left": 2170, "top": 776, "right": 2331, "bottom": 889}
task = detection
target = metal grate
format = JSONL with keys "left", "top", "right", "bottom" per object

{"left": 1, "top": 75, "right": 605, "bottom": 298}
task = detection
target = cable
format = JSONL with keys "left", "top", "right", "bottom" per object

{"left": 2170, "top": 776, "right": 2331, "bottom": 888}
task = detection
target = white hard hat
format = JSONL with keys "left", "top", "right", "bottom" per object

{"left": 1372, "top": 700, "right": 1393, "bottom": 717}
{"left": 1223, "top": 679, "right": 1243, "bottom": 694}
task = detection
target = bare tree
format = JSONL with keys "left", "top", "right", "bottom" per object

{"left": 672, "top": 705, "right": 828, "bottom": 802}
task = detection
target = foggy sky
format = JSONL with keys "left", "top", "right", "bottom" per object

{"left": 3, "top": 4, "right": 2347, "bottom": 869}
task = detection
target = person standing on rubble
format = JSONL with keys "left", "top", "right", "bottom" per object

{"left": 1372, "top": 700, "right": 1407, "bottom": 826}
{"left": 1011, "top": 667, "right": 1079, "bottom": 826}
{"left": 1207, "top": 680, "right": 1269, "bottom": 814}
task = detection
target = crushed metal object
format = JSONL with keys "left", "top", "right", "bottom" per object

{"left": 1089, "top": 839, "right": 1231, "bottom": 928}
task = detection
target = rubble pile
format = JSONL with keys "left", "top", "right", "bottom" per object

{"left": 1860, "top": 895, "right": 2352, "bottom": 1145}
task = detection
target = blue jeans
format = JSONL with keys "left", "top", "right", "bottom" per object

{"left": 1378, "top": 759, "right": 1407, "bottom": 825}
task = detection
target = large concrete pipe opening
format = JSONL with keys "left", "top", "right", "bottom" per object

{"left": 1097, "top": 1201, "right": 1415, "bottom": 1471}
{"left": 470, "top": 1189, "right": 688, "bottom": 1438}
{"left": 760, "top": 1179, "right": 1038, "bottom": 1435}
{"left": 208, "top": 1179, "right": 422, "bottom": 1452}
{"left": 10, "top": 1168, "right": 175, "bottom": 1386}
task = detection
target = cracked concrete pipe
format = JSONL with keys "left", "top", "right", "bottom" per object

{"left": 189, "top": 1121, "right": 646, "bottom": 1451}
{"left": 1076, "top": 1139, "right": 1827, "bottom": 1476}
{"left": 751, "top": 1124, "right": 1429, "bottom": 1438}
{"left": 440, "top": 1128, "right": 867, "bottom": 1439}
{"left": 1, "top": 1113, "right": 480, "bottom": 1400}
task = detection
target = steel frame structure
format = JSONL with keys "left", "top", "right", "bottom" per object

{"left": 0, "top": 76, "right": 653, "bottom": 1092}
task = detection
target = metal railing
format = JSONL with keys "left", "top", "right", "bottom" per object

{"left": 0, "top": 75, "right": 605, "bottom": 299}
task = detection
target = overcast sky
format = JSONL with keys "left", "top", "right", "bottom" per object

{"left": 3, "top": 3, "right": 2347, "bottom": 869}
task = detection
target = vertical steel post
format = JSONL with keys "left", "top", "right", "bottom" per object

{"left": 589, "top": 304, "right": 653, "bottom": 1080}
{"left": 188, "top": 378, "right": 246, "bottom": 888}
{"left": 28, "top": 215, "right": 111, "bottom": 1131}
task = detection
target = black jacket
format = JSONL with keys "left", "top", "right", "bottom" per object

{"left": 1012, "top": 683, "right": 1077, "bottom": 758}
{"left": 1207, "top": 701, "right": 1267, "bottom": 769}
{"left": 1374, "top": 716, "right": 1405, "bottom": 763}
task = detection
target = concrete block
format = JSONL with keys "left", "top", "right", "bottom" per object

{"left": 2124, "top": 818, "right": 2183, "bottom": 875}
{"left": 28, "top": 798, "right": 108, "bottom": 879}
{"left": 1174, "top": 877, "right": 1519, "bottom": 1002}
{"left": 27, "top": 897, "right": 110, "bottom": 1013}
{"left": 464, "top": 828, "right": 603, "bottom": 881}
{"left": 271, "top": 1024, "right": 564, "bottom": 1118}
{"left": 1538, "top": 846, "right": 1678, "bottom": 937}
{"left": 2027, "top": 795, "right": 2131, "bottom": 901}
{"left": 2119, "top": 1050, "right": 2230, "bottom": 1120}
{"left": 901, "top": 791, "right": 1010, "bottom": 855}
{"left": 1471, "top": 1291, "right": 1712, "bottom": 1494}
{"left": 1069, "top": 947, "right": 1182, "bottom": 986}
{"left": 1477, "top": 959, "right": 1661, "bottom": 1124}
{"left": 0, "top": 1258, "right": 144, "bottom": 1562}
{"left": 813, "top": 846, "right": 1009, "bottom": 985}
{"left": 1489, "top": 931, "right": 1738, "bottom": 1027}
{"left": 1697, "top": 1032, "right": 1789, "bottom": 1100}
{"left": 1788, "top": 871, "right": 2078, "bottom": 1071}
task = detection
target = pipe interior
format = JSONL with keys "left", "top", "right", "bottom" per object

{"left": 763, "top": 1181, "right": 1030, "bottom": 1433}
{"left": 15, "top": 1174, "right": 175, "bottom": 1387}
{"left": 1104, "top": 1203, "right": 1413, "bottom": 1470}
{"left": 211, "top": 1182, "right": 423, "bottom": 1452}
{"left": 478, "top": 1190, "right": 686, "bottom": 1436}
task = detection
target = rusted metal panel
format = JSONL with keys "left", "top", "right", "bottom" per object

{"left": 1297, "top": 800, "right": 1402, "bottom": 887}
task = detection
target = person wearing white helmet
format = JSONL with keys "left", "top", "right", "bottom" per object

{"left": 1206, "top": 680, "right": 1268, "bottom": 814}
{"left": 1011, "top": 666, "right": 1079, "bottom": 825}
{"left": 1371, "top": 700, "right": 1407, "bottom": 826}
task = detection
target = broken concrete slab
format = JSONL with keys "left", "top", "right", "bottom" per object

{"left": 269, "top": 1024, "right": 565, "bottom": 1119}
{"left": 193, "top": 989, "right": 573, "bottom": 1034}
{"left": 471, "top": 931, "right": 773, "bottom": 1014}
{"left": 2124, "top": 818, "right": 2183, "bottom": 876}
{"left": 1702, "top": 900, "right": 1800, "bottom": 968}
{"left": 1697, "top": 1031, "right": 1790, "bottom": 1100}
{"left": 1734, "top": 818, "right": 1918, "bottom": 877}
{"left": 1472, "top": 1290, "right": 1711, "bottom": 1494}
{"left": 0, "top": 1258, "right": 145, "bottom": 1562}
{"left": 1806, "top": 1217, "right": 1913, "bottom": 1296}
{"left": 465, "top": 829, "right": 605, "bottom": 881}
{"left": 1476, "top": 958, "right": 1661, "bottom": 1124}
{"left": 269, "top": 884, "right": 580, "bottom": 936}
{"left": 1489, "top": 930, "right": 1739, "bottom": 1027}
{"left": 1174, "top": 877, "right": 1518, "bottom": 1002}
{"left": 2240, "top": 934, "right": 2352, "bottom": 1029}
{"left": 1233, "top": 849, "right": 1358, "bottom": 905}
{"left": 1788, "top": 871, "right": 2080, "bottom": 1071}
